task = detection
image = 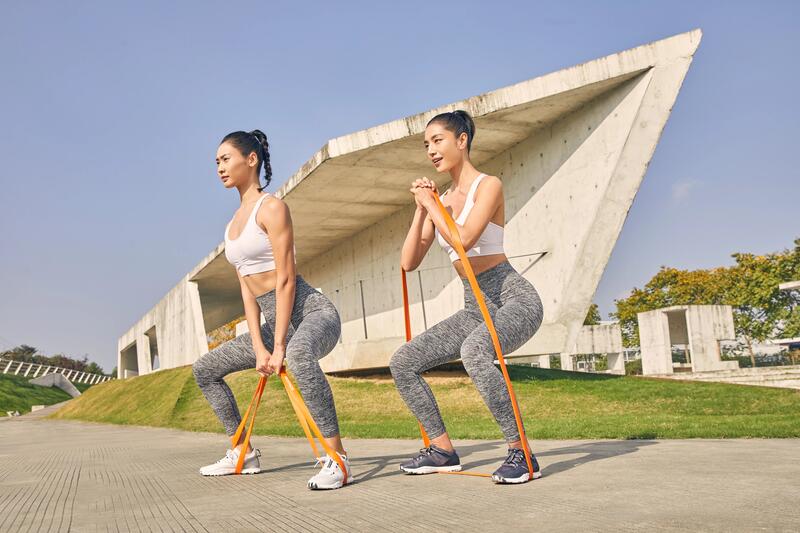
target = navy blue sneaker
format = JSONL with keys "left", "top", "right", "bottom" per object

{"left": 491, "top": 448, "right": 542, "bottom": 484}
{"left": 399, "top": 445, "right": 462, "bottom": 474}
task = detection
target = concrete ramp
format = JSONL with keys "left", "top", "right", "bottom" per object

{"left": 30, "top": 373, "right": 81, "bottom": 398}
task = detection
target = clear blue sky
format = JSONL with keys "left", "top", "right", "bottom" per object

{"left": 1, "top": 1, "right": 797, "bottom": 372}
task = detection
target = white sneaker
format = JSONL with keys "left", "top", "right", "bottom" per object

{"left": 307, "top": 454, "right": 353, "bottom": 490}
{"left": 199, "top": 448, "right": 261, "bottom": 476}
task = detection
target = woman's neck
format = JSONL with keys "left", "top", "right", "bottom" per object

{"left": 448, "top": 160, "right": 480, "bottom": 193}
{"left": 237, "top": 182, "right": 263, "bottom": 204}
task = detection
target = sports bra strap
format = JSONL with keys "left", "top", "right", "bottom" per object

{"left": 250, "top": 194, "right": 269, "bottom": 223}
{"left": 466, "top": 173, "right": 486, "bottom": 203}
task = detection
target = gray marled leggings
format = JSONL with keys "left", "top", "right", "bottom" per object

{"left": 193, "top": 276, "right": 342, "bottom": 438}
{"left": 390, "top": 261, "right": 543, "bottom": 442}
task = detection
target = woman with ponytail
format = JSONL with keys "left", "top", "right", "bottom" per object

{"left": 390, "top": 111, "right": 545, "bottom": 484}
{"left": 192, "top": 130, "right": 352, "bottom": 490}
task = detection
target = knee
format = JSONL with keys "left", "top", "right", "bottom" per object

{"left": 285, "top": 345, "right": 317, "bottom": 378}
{"left": 389, "top": 344, "right": 419, "bottom": 379}
{"left": 192, "top": 350, "right": 221, "bottom": 387}
{"left": 192, "top": 357, "right": 209, "bottom": 386}
{"left": 460, "top": 338, "right": 493, "bottom": 376}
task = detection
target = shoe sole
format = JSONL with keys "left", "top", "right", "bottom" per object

{"left": 200, "top": 467, "right": 261, "bottom": 476}
{"left": 491, "top": 471, "right": 542, "bottom": 484}
{"left": 400, "top": 464, "right": 463, "bottom": 475}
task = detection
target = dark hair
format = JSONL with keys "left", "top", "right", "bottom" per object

{"left": 220, "top": 129, "right": 272, "bottom": 191}
{"left": 427, "top": 110, "right": 476, "bottom": 152}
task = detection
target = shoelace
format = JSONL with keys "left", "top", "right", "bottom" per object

{"left": 313, "top": 456, "right": 340, "bottom": 473}
{"left": 416, "top": 447, "right": 434, "bottom": 458}
{"left": 215, "top": 449, "right": 236, "bottom": 465}
{"left": 218, "top": 448, "right": 258, "bottom": 465}
{"left": 502, "top": 449, "right": 527, "bottom": 468}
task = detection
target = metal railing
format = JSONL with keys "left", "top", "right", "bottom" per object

{"left": 0, "top": 358, "right": 113, "bottom": 384}
{"left": 327, "top": 251, "right": 547, "bottom": 341}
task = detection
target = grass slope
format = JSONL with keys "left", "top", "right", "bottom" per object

{"left": 51, "top": 365, "right": 800, "bottom": 439}
{"left": 0, "top": 373, "right": 76, "bottom": 414}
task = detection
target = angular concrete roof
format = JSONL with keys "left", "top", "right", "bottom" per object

{"left": 273, "top": 29, "right": 700, "bottom": 263}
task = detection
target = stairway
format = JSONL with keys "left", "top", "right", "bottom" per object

{"left": 650, "top": 365, "right": 800, "bottom": 389}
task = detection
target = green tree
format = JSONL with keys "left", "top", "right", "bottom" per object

{"left": 726, "top": 242, "right": 800, "bottom": 364}
{"left": 612, "top": 238, "right": 800, "bottom": 365}
{"left": 85, "top": 362, "right": 105, "bottom": 375}
{"left": 583, "top": 303, "right": 602, "bottom": 325}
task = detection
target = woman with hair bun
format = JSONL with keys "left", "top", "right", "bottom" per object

{"left": 390, "top": 111, "right": 545, "bottom": 484}
{"left": 192, "top": 130, "right": 352, "bottom": 490}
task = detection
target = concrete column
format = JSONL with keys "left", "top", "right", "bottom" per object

{"left": 560, "top": 353, "right": 575, "bottom": 371}
{"left": 638, "top": 309, "right": 673, "bottom": 375}
{"left": 23, "top": 363, "right": 33, "bottom": 377}
{"left": 607, "top": 352, "right": 625, "bottom": 375}
{"left": 686, "top": 306, "right": 738, "bottom": 372}
{"left": 536, "top": 355, "right": 551, "bottom": 369}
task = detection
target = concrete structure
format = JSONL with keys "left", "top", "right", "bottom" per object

{"left": 2, "top": 414, "right": 800, "bottom": 531}
{"left": 119, "top": 30, "right": 702, "bottom": 378}
{"left": 569, "top": 324, "right": 625, "bottom": 374}
{"left": 654, "top": 365, "right": 800, "bottom": 390}
{"left": 779, "top": 280, "right": 800, "bottom": 292}
{"left": 517, "top": 323, "right": 624, "bottom": 373}
{"left": 30, "top": 372, "right": 81, "bottom": 398}
{"left": 638, "top": 305, "right": 739, "bottom": 376}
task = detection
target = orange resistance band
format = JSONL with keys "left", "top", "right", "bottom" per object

{"left": 231, "top": 370, "right": 348, "bottom": 484}
{"left": 400, "top": 190, "right": 535, "bottom": 480}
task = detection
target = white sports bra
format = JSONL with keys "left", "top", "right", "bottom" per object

{"left": 224, "top": 194, "right": 294, "bottom": 276}
{"left": 435, "top": 173, "right": 505, "bottom": 263}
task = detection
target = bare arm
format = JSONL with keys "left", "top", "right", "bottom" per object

{"left": 418, "top": 176, "right": 503, "bottom": 251}
{"left": 258, "top": 197, "right": 297, "bottom": 375}
{"left": 239, "top": 271, "right": 265, "bottom": 350}
{"left": 238, "top": 270, "right": 272, "bottom": 377}
{"left": 400, "top": 206, "right": 437, "bottom": 271}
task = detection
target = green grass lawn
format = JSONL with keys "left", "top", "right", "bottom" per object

{"left": 50, "top": 364, "right": 800, "bottom": 439}
{"left": 0, "top": 373, "right": 76, "bottom": 415}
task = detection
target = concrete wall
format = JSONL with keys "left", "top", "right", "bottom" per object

{"left": 117, "top": 268, "right": 207, "bottom": 378}
{"left": 119, "top": 30, "right": 702, "bottom": 378}
{"left": 556, "top": 324, "right": 625, "bottom": 375}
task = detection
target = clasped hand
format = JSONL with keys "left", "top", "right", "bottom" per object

{"left": 410, "top": 177, "right": 438, "bottom": 209}
{"left": 255, "top": 345, "right": 285, "bottom": 377}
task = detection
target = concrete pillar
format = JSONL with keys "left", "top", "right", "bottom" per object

{"left": 560, "top": 353, "right": 575, "bottom": 371}
{"left": 638, "top": 309, "right": 673, "bottom": 375}
{"left": 3, "top": 360, "right": 12, "bottom": 373}
{"left": 536, "top": 355, "right": 551, "bottom": 369}
{"left": 685, "top": 306, "right": 738, "bottom": 372}
{"left": 607, "top": 352, "right": 625, "bottom": 375}
{"left": 32, "top": 364, "right": 43, "bottom": 378}
{"left": 23, "top": 363, "right": 33, "bottom": 377}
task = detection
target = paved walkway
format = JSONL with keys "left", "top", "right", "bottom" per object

{"left": 1, "top": 408, "right": 798, "bottom": 532}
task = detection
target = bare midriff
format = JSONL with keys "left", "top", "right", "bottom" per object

{"left": 453, "top": 252, "right": 508, "bottom": 279}
{"left": 241, "top": 270, "right": 286, "bottom": 298}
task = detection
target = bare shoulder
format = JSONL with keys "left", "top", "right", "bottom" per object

{"left": 476, "top": 174, "right": 503, "bottom": 197}
{"left": 257, "top": 194, "right": 291, "bottom": 226}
